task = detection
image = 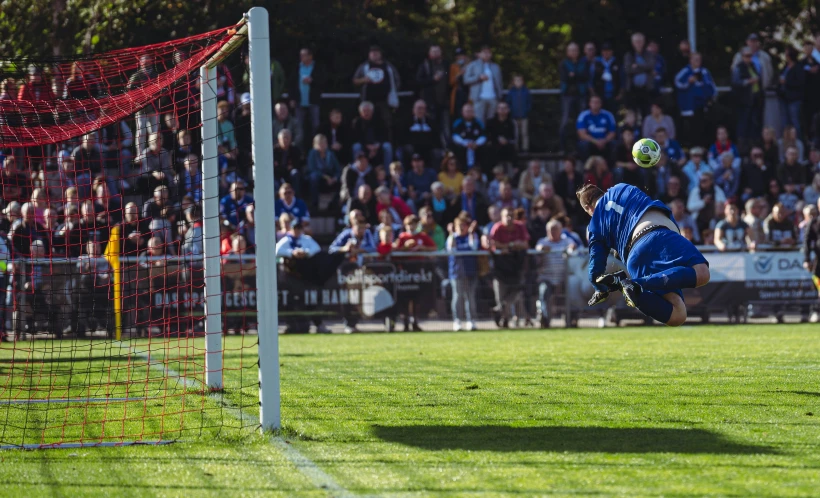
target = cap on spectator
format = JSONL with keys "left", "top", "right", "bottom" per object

{"left": 355, "top": 150, "right": 367, "bottom": 160}
{"left": 690, "top": 146, "right": 705, "bottom": 156}
{"left": 601, "top": 42, "right": 613, "bottom": 51}
{"left": 747, "top": 33, "right": 760, "bottom": 41}
{"left": 240, "top": 92, "right": 251, "bottom": 105}
{"left": 2, "top": 201, "right": 20, "bottom": 215}
{"left": 411, "top": 153, "right": 423, "bottom": 161}
{"left": 454, "top": 47, "right": 465, "bottom": 56}
{"left": 290, "top": 217, "right": 304, "bottom": 229}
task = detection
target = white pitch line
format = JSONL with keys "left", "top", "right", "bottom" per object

{"left": 120, "top": 341, "right": 358, "bottom": 498}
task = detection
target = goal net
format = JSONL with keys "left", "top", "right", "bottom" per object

{"left": 0, "top": 20, "right": 266, "bottom": 448}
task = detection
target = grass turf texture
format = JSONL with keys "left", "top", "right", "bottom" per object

{"left": 1, "top": 325, "right": 819, "bottom": 496}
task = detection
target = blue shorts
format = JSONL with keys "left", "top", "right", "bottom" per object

{"left": 626, "top": 228, "right": 708, "bottom": 298}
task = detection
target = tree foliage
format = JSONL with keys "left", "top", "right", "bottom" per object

{"left": 0, "top": 0, "right": 815, "bottom": 87}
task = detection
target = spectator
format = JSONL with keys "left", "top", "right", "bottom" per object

{"left": 347, "top": 185, "right": 379, "bottom": 227}
{"left": 216, "top": 101, "right": 238, "bottom": 163}
{"left": 518, "top": 160, "right": 553, "bottom": 210}
{"left": 318, "top": 109, "right": 351, "bottom": 165}
{"left": 505, "top": 74, "right": 532, "bottom": 151}
{"left": 801, "top": 204, "right": 819, "bottom": 256}
{"left": 732, "top": 46, "right": 764, "bottom": 151}
{"left": 481, "top": 205, "right": 501, "bottom": 246}
{"left": 804, "top": 173, "right": 820, "bottom": 205}
{"left": 290, "top": 47, "right": 325, "bottom": 139}
{"left": 139, "top": 132, "right": 173, "bottom": 197}
{"left": 803, "top": 199, "right": 820, "bottom": 317}
{"left": 416, "top": 45, "right": 450, "bottom": 135}
{"left": 489, "top": 207, "right": 530, "bottom": 328}
{"left": 180, "top": 203, "right": 203, "bottom": 258}
{"left": 353, "top": 45, "right": 401, "bottom": 142}
{"left": 674, "top": 52, "right": 717, "bottom": 147}
{"left": 764, "top": 202, "right": 798, "bottom": 246}
{"left": 271, "top": 101, "right": 303, "bottom": 150}
{"left": 761, "top": 126, "right": 780, "bottom": 167}
{"left": 393, "top": 215, "right": 437, "bottom": 331}
{"left": 375, "top": 185, "right": 413, "bottom": 226}
{"left": 714, "top": 203, "right": 752, "bottom": 252}
{"left": 777, "top": 146, "right": 806, "bottom": 190}
{"left": 451, "top": 176, "right": 489, "bottom": 226}
{"left": 306, "top": 134, "right": 341, "bottom": 208}
{"left": 233, "top": 93, "right": 253, "bottom": 173}
{"left": 732, "top": 34, "right": 776, "bottom": 132}
{"left": 127, "top": 55, "right": 158, "bottom": 158}
{"left": 141, "top": 184, "right": 169, "bottom": 222}
{"left": 495, "top": 180, "right": 522, "bottom": 211}
{"left": 463, "top": 45, "right": 503, "bottom": 125}
{"left": 581, "top": 42, "right": 597, "bottom": 75}
{"left": 179, "top": 154, "right": 202, "bottom": 203}
{"left": 487, "top": 166, "right": 506, "bottom": 205}
{"left": 778, "top": 125, "right": 805, "bottom": 164}
{"left": 53, "top": 203, "right": 81, "bottom": 258}
{"left": 449, "top": 48, "right": 471, "bottom": 120}
{"left": 623, "top": 33, "right": 656, "bottom": 118}
{"left": 0, "top": 201, "right": 20, "bottom": 236}
{"left": 682, "top": 147, "right": 712, "bottom": 192}
{"left": 375, "top": 207, "right": 403, "bottom": 237}
{"left": 428, "top": 182, "right": 451, "bottom": 225}
{"left": 669, "top": 198, "right": 700, "bottom": 243}
{"left": 764, "top": 179, "right": 783, "bottom": 211}
{"left": 779, "top": 182, "right": 800, "bottom": 215}
{"left": 485, "top": 101, "right": 517, "bottom": 166}
{"left": 377, "top": 224, "right": 395, "bottom": 256}
{"left": 534, "top": 219, "right": 575, "bottom": 328}
{"left": 802, "top": 35, "right": 820, "bottom": 141}
{"left": 119, "top": 202, "right": 145, "bottom": 256}
{"left": 743, "top": 197, "right": 768, "bottom": 245}
{"left": 1, "top": 156, "right": 30, "bottom": 205}
{"left": 329, "top": 221, "right": 377, "bottom": 264}
{"left": 715, "top": 152, "right": 740, "bottom": 199}
{"left": 687, "top": 171, "right": 726, "bottom": 238}
{"left": 589, "top": 43, "right": 621, "bottom": 115}
{"left": 778, "top": 46, "right": 805, "bottom": 138}
{"left": 438, "top": 153, "right": 465, "bottom": 197}
{"left": 451, "top": 103, "right": 488, "bottom": 171}
{"left": 647, "top": 39, "right": 667, "bottom": 90}
{"left": 273, "top": 129, "right": 303, "bottom": 194}
{"left": 236, "top": 203, "right": 256, "bottom": 252}
{"left": 555, "top": 157, "right": 582, "bottom": 217}
{"left": 576, "top": 95, "right": 617, "bottom": 161}
{"left": 446, "top": 215, "right": 480, "bottom": 331}
{"left": 351, "top": 100, "right": 393, "bottom": 167}
{"left": 810, "top": 147, "right": 820, "bottom": 174}
{"left": 219, "top": 181, "right": 253, "bottom": 229}
{"left": 341, "top": 152, "right": 379, "bottom": 207}
{"left": 274, "top": 183, "right": 310, "bottom": 222}
{"left": 583, "top": 155, "right": 615, "bottom": 191}
{"left": 673, "top": 39, "right": 692, "bottom": 74}
{"left": 654, "top": 128, "right": 685, "bottom": 166}
{"left": 707, "top": 126, "right": 741, "bottom": 171}
{"left": 740, "top": 147, "right": 774, "bottom": 203}
{"left": 403, "top": 154, "right": 438, "bottom": 207}
{"left": 72, "top": 132, "right": 105, "bottom": 177}
{"left": 419, "top": 206, "right": 446, "bottom": 249}
{"left": 558, "top": 42, "right": 589, "bottom": 151}
{"left": 527, "top": 199, "right": 552, "bottom": 244}
{"left": 9, "top": 203, "right": 48, "bottom": 258}
{"left": 642, "top": 102, "right": 676, "bottom": 140}
{"left": 400, "top": 99, "right": 441, "bottom": 168}
{"left": 388, "top": 161, "right": 410, "bottom": 206}
{"left": 619, "top": 108, "right": 641, "bottom": 138}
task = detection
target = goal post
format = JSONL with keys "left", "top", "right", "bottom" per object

{"left": 0, "top": 7, "right": 279, "bottom": 448}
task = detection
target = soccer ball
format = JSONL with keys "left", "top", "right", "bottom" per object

{"left": 632, "top": 138, "right": 662, "bottom": 168}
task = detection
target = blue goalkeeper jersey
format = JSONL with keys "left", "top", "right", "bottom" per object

{"left": 587, "top": 183, "right": 677, "bottom": 289}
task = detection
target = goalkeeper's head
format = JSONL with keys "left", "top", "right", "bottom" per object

{"left": 577, "top": 183, "right": 605, "bottom": 217}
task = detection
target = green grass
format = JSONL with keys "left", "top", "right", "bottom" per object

{"left": 2, "top": 325, "right": 820, "bottom": 496}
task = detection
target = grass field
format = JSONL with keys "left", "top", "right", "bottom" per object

{"left": 1, "top": 324, "right": 820, "bottom": 497}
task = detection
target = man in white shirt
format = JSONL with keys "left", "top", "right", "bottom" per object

{"left": 534, "top": 219, "right": 576, "bottom": 328}
{"left": 463, "top": 46, "right": 503, "bottom": 125}
{"left": 275, "top": 217, "right": 321, "bottom": 259}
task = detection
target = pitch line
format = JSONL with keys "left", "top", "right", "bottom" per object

{"left": 120, "top": 341, "right": 358, "bottom": 498}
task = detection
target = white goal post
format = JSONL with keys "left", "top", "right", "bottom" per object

{"left": 201, "top": 6, "right": 280, "bottom": 432}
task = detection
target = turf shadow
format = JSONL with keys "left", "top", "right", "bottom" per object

{"left": 372, "top": 425, "right": 777, "bottom": 454}
{"left": 786, "top": 391, "right": 820, "bottom": 397}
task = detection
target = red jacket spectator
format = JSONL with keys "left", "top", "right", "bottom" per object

{"left": 583, "top": 156, "right": 615, "bottom": 191}
{"left": 375, "top": 187, "right": 413, "bottom": 225}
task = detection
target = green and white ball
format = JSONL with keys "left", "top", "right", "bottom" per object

{"left": 632, "top": 138, "right": 661, "bottom": 168}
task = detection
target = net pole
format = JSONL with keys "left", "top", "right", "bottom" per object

{"left": 201, "top": 64, "right": 224, "bottom": 390}
{"left": 248, "top": 6, "right": 281, "bottom": 432}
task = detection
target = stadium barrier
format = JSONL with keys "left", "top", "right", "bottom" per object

{"left": 4, "top": 246, "right": 816, "bottom": 335}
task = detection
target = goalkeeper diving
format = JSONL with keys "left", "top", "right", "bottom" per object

{"left": 577, "top": 183, "right": 710, "bottom": 326}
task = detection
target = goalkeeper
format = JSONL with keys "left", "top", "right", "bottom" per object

{"left": 577, "top": 183, "right": 710, "bottom": 326}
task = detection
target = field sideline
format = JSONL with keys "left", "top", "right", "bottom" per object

{"left": 1, "top": 325, "right": 820, "bottom": 497}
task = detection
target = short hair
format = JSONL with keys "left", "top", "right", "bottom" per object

{"left": 546, "top": 219, "right": 563, "bottom": 232}
{"left": 403, "top": 214, "right": 419, "bottom": 226}
{"left": 418, "top": 206, "right": 432, "bottom": 217}
{"left": 379, "top": 225, "right": 393, "bottom": 235}
{"left": 576, "top": 183, "right": 605, "bottom": 211}
{"left": 374, "top": 185, "right": 390, "bottom": 197}
{"left": 187, "top": 203, "right": 202, "bottom": 220}
{"left": 358, "top": 101, "right": 374, "bottom": 112}
{"left": 278, "top": 129, "right": 292, "bottom": 139}
{"left": 655, "top": 127, "right": 667, "bottom": 134}
{"left": 431, "top": 181, "right": 444, "bottom": 191}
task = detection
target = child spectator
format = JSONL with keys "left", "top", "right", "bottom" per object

{"left": 487, "top": 165, "right": 507, "bottom": 205}
{"left": 505, "top": 74, "right": 532, "bottom": 152}
{"left": 799, "top": 203, "right": 818, "bottom": 242}
{"left": 377, "top": 225, "right": 394, "bottom": 256}
{"left": 446, "top": 214, "right": 480, "bottom": 331}
{"left": 419, "top": 206, "right": 446, "bottom": 249}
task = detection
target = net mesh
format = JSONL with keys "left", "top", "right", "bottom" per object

{"left": 0, "top": 24, "right": 260, "bottom": 448}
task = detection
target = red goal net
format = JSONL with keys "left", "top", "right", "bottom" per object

{"left": 0, "top": 24, "right": 260, "bottom": 448}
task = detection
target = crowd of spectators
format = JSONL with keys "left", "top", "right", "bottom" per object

{"left": 2, "top": 30, "right": 820, "bottom": 334}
